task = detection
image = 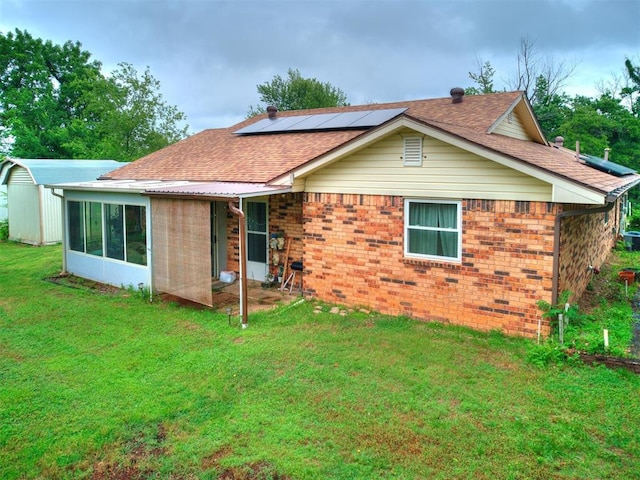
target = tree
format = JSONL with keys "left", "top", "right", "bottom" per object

{"left": 0, "top": 29, "right": 105, "bottom": 158}
{"left": 465, "top": 58, "right": 497, "bottom": 96}
{"left": 0, "top": 29, "right": 188, "bottom": 160}
{"left": 247, "top": 68, "right": 349, "bottom": 117}
{"left": 90, "top": 63, "right": 188, "bottom": 161}
{"left": 621, "top": 57, "right": 640, "bottom": 117}
{"left": 510, "top": 35, "right": 577, "bottom": 106}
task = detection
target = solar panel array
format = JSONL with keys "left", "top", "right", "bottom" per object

{"left": 580, "top": 154, "right": 636, "bottom": 177}
{"left": 234, "top": 107, "right": 407, "bottom": 135}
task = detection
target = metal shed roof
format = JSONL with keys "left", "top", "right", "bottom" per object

{"left": 0, "top": 159, "right": 122, "bottom": 186}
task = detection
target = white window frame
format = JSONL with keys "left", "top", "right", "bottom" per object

{"left": 403, "top": 136, "right": 423, "bottom": 166}
{"left": 404, "top": 198, "right": 462, "bottom": 262}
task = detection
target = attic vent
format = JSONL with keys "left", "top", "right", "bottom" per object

{"left": 403, "top": 137, "right": 423, "bottom": 166}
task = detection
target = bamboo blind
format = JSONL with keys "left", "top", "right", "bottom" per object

{"left": 152, "top": 198, "right": 213, "bottom": 306}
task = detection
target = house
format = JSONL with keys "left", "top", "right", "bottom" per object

{"left": 0, "top": 159, "right": 122, "bottom": 245}
{"left": 47, "top": 90, "right": 640, "bottom": 337}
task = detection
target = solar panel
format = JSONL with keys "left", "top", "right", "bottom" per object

{"left": 581, "top": 154, "right": 636, "bottom": 177}
{"left": 234, "top": 107, "right": 407, "bottom": 135}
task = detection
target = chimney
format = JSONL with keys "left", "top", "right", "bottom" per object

{"left": 604, "top": 148, "right": 610, "bottom": 161}
{"left": 554, "top": 136, "right": 564, "bottom": 148}
{"left": 267, "top": 105, "right": 278, "bottom": 119}
{"left": 450, "top": 87, "right": 465, "bottom": 104}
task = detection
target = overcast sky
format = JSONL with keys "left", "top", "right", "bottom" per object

{"left": 1, "top": 0, "right": 639, "bottom": 133}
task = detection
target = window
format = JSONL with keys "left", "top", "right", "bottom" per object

{"left": 403, "top": 137, "right": 423, "bottom": 166}
{"left": 68, "top": 201, "right": 84, "bottom": 252}
{"left": 125, "top": 205, "right": 147, "bottom": 265}
{"left": 67, "top": 200, "right": 147, "bottom": 266}
{"left": 85, "top": 202, "right": 103, "bottom": 256}
{"left": 404, "top": 199, "right": 461, "bottom": 261}
{"left": 105, "top": 203, "right": 125, "bottom": 260}
{"left": 246, "top": 200, "right": 267, "bottom": 263}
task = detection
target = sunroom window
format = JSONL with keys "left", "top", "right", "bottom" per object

{"left": 405, "top": 199, "right": 461, "bottom": 261}
{"left": 67, "top": 200, "right": 147, "bottom": 266}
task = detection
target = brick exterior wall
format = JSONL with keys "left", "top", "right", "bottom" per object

{"left": 225, "top": 206, "right": 240, "bottom": 273}
{"left": 224, "top": 194, "right": 304, "bottom": 276}
{"left": 303, "top": 193, "right": 558, "bottom": 337}
{"left": 557, "top": 201, "right": 621, "bottom": 303}
{"left": 223, "top": 194, "right": 622, "bottom": 338}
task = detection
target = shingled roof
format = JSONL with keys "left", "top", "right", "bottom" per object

{"left": 101, "top": 91, "right": 639, "bottom": 199}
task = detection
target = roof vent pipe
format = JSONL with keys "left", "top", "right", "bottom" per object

{"left": 450, "top": 87, "right": 465, "bottom": 104}
{"left": 267, "top": 105, "right": 278, "bottom": 119}
{"left": 554, "top": 136, "right": 564, "bottom": 148}
{"left": 604, "top": 147, "right": 610, "bottom": 161}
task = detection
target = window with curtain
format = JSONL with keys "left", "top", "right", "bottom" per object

{"left": 405, "top": 199, "right": 461, "bottom": 261}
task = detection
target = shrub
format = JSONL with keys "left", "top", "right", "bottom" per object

{"left": 0, "top": 219, "right": 8, "bottom": 241}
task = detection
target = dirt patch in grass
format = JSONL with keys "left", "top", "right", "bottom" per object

{"left": 46, "top": 274, "right": 239, "bottom": 311}
{"left": 47, "top": 273, "right": 123, "bottom": 295}
{"left": 89, "top": 424, "right": 168, "bottom": 480}
{"left": 201, "top": 447, "right": 292, "bottom": 479}
{"left": 217, "top": 461, "right": 291, "bottom": 480}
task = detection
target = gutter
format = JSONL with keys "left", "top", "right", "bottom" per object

{"left": 228, "top": 200, "right": 249, "bottom": 328}
{"left": 552, "top": 201, "right": 616, "bottom": 305}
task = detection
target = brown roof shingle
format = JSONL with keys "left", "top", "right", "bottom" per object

{"left": 102, "top": 91, "right": 639, "bottom": 197}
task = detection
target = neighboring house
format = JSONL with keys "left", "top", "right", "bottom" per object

{"left": 48, "top": 90, "right": 640, "bottom": 337}
{"left": 0, "top": 159, "right": 122, "bottom": 245}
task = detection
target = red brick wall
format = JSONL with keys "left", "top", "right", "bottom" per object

{"left": 558, "top": 201, "right": 621, "bottom": 302}
{"left": 224, "top": 194, "right": 304, "bottom": 275}
{"left": 225, "top": 205, "right": 240, "bottom": 273}
{"left": 269, "top": 193, "right": 304, "bottom": 265}
{"left": 303, "top": 193, "right": 557, "bottom": 337}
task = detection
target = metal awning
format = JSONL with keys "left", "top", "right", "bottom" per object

{"left": 45, "top": 179, "right": 291, "bottom": 199}
{"left": 143, "top": 182, "right": 291, "bottom": 200}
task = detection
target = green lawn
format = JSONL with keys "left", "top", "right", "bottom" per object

{"left": 1, "top": 242, "right": 639, "bottom": 479}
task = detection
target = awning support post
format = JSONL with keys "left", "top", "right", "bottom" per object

{"left": 228, "top": 200, "right": 248, "bottom": 327}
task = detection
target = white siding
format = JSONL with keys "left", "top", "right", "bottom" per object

{"left": 304, "top": 129, "right": 551, "bottom": 201}
{"left": 6, "top": 167, "right": 64, "bottom": 245}
{"left": 41, "top": 186, "right": 63, "bottom": 244}
{"left": 7, "top": 183, "right": 41, "bottom": 244}
{"left": 0, "top": 185, "right": 8, "bottom": 221}
{"left": 492, "top": 110, "right": 532, "bottom": 141}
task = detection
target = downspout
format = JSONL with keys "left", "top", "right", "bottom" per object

{"left": 50, "top": 188, "right": 67, "bottom": 273}
{"left": 552, "top": 200, "right": 615, "bottom": 305}
{"left": 228, "top": 200, "right": 248, "bottom": 328}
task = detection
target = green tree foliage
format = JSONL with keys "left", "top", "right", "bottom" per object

{"left": 0, "top": 29, "right": 187, "bottom": 161}
{"left": 90, "top": 63, "right": 188, "bottom": 161}
{"left": 247, "top": 68, "right": 349, "bottom": 117}
{"left": 621, "top": 57, "right": 640, "bottom": 117}
{"left": 465, "top": 59, "right": 497, "bottom": 95}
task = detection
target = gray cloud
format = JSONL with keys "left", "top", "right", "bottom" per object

{"left": 1, "top": 0, "right": 638, "bottom": 133}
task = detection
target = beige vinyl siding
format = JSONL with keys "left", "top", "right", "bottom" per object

{"left": 6, "top": 166, "right": 63, "bottom": 245}
{"left": 8, "top": 167, "right": 33, "bottom": 184}
{"left": 7, "top": 183, "right": 40, "bottom": 243}
{"left": 41, "top": 185, "right": 63, "bottom": 243}
{"left": 492, "top": 110, "right": 532, "bottom": 140}
{"left": 304, "top": 129, "right": 552, "bottom": 201}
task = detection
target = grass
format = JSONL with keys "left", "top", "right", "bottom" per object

{"left": 542, "top": 246, "right": 640, "bottom": 358}
{"left": 1, "top": 242, "right": 640, "bottom": 479}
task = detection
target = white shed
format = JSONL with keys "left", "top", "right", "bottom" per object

{"left": 0, "top": 184, "right": 7, "bottom": 221}
{"left": 0, "top": 159, "right": 122, "bottom": 245}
